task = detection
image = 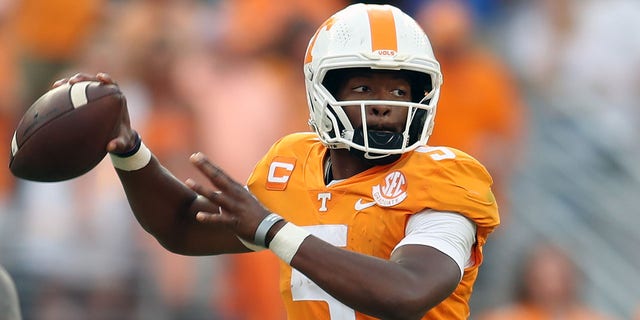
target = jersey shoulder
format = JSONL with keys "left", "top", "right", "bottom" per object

{"left": 267, "top": 132, "right": 320, "bottom": 157}
{"left": 406, "top": 146, "right": 499, "bottom": 229}
{"left": 247, "top": 132, "right": 322, "bottom": 188}
{"left": 410, "top": 145, "right": 492, "bottom": 184}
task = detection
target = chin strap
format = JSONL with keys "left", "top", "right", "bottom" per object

{"left": 349, "top": 129, "right": 402, "bottom": 166}
{"left": 323, "top": 156, "right": 333, "bottom": 185}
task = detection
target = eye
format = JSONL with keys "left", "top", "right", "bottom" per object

{"left": 391, "top": 89, "right": 407, "bottom": 97}
{"left": 352, "top": 85, "right": 370, "bottom": 93}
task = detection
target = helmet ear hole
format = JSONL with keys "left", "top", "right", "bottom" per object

{"left": 408, "top": 72, "right": 432, "bottom": 103}
{"left": 322, "top": 72, "right": 338, "bottom": 98}
{"left": 408, "top": 109, "right": 428, "bottom": 145}
{"left": 322, "top": 69, "right": 352, "bottom": 100}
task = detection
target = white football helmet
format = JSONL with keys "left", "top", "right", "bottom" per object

{"left": 304, "top": 3, "right": 442, "bottom": 163}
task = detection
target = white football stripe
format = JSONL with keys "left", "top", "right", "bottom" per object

{"left": 10, "top": 131, "right": 17, "bottom": 156}
{"left": 70, "top": 81, "right": 92, "bottom": 108}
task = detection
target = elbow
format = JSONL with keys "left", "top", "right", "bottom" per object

{"left": 373, "top": 282, "right": 457, "bottom": 320}
{"left": 356, "top": 288, "right": 429, "bottom": 320}
{"left": 136, "top": 222, "right": 179, "bottom": 252}
{"left": 151, "top": 225, "right": 201, "bottom": 255}
{"left": 375, "top": 294, "right": 432, "bottom": 320}
{"left": 136, "top": 208, "right": 197, "bottom": 255}
{"left": 140, "top": 222, "right": 191, "bottom": 255}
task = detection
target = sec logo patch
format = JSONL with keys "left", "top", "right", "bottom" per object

{"left": 372, "top": 170, "right": 407, "bottom": 207}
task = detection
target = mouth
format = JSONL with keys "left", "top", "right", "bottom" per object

{"left": 349, "top": 127, "right": 405, "bottom": 165}
{"left": 365, "top": 125, "right": 398, "bottom": 134}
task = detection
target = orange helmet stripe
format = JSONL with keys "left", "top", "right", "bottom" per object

{"left": 367, "top": 7, "right": 397, "bottom": 52}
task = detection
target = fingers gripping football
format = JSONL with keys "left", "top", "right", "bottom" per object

{"left": 186, "top": 152, "right": 272, "bottom": 241}
{"left": 60, "top": 73, "right": 137, "bottom": 155}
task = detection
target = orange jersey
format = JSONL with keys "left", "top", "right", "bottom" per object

{"left": 246, "top": 133, "right": 500, "bottom": 320}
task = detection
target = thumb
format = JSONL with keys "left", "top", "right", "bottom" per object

{"left": 106, "top": 135, "right": 132, "bottom": 154}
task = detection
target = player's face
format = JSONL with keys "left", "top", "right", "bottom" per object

{"left": 336, "top": 70, "right": 412, "bottom": 133}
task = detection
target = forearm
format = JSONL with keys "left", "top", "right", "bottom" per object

{"left": 115, "top": 155, "right": 198, "bottom": 243}
{"left": 110, "top": 141, "right": 252, "bottom": 255}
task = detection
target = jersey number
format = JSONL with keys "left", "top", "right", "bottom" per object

{"left": 418, "top": 146, "right": 456, "bottom": 161}
{"left": 290, "top": 224, "right": 355, "bottom": 319}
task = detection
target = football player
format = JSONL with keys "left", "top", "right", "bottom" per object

{"left": 58, "top": 3, "right": 499, "bottom": 319}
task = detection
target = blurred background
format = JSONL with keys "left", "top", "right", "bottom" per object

{"left": 0, "top": 0, "right": 639, "bottom": 319}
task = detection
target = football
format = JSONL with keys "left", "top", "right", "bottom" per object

{"left": 9, "top": 81, "right": 124, "bottom": 182}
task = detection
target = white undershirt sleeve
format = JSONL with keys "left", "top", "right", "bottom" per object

{"left": 392, "top": 210, "right": 477, "bottom": 280}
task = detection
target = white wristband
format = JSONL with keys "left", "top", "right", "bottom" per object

{"left": 269, "top": 222, "right": 311, "bottom": 264}
{"left": 110, "top": 141, "right": 152, "bottom": 171}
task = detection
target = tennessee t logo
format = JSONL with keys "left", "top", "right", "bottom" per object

{"left": 318, "top": 192, "right": 332, "bottom": 212}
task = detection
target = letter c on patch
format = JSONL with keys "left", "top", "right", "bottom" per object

{"left": 266, "top": 157, "right": 296, "bottom": 190}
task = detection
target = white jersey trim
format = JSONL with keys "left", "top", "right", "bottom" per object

{"left": 392, "top": 210, "right": 476, "bottom": 280}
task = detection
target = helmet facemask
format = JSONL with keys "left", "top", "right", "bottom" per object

{"left": 309, "top": 67, "right": 438, "bottom": 165}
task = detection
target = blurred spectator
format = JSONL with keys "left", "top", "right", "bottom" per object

{"left": 416, "top": 0, "right": 527, "bottom": 220}
{"left": 8, "top": 167, "right": 143, "bottom": 320}
{"left": 488, "top": 0, "right": 640, "bottom": 317}
{"left": 346, "top": 0, "right": 509, "bottom": 29}
{"left": 0, "top": 264, "right": 22, "bottom": 320}
{"left": 12, "top": 0, "right": 106, "bottom": 108}
{"left": 220, "top": 0, "right": 346, "bottom": 58}
{"left": 0, "top": 0, "right": 19, "bottom": 207}
{"left": 107, "top": 0, "right": 203, "bottom": 182}
{"left": 501, "top": 0, "right": 640, "bottom": 150}
{"left": 477, "top": 243, "right": 616, "bottom": 320}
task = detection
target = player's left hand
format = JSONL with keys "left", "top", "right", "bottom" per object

{"left": 185, "top": 152, "right": 272, "bottom": 242}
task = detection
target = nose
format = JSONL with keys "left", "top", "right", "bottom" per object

{"left": 367, "top": 104, "right": 393, "bottom": 117}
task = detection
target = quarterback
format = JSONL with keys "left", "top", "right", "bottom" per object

{"left": 57, "top": 3, "right": 499, "bottom": 319}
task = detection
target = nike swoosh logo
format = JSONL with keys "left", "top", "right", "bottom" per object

{"left": 354, "top": 199, "right": 376, "bottom": 211}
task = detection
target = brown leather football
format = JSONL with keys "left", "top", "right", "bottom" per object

{"left": 9, "top": 81, "right": 124, "bottom": 182}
